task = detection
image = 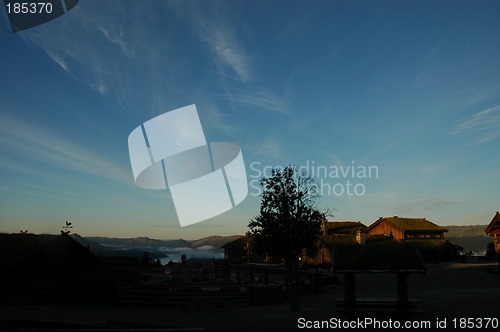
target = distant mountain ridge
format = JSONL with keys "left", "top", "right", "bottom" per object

{"left": 191, "top": 235, "right": 241, "bottom": 249}
{"left": 444, "top": 225, "right": 492, "bottom": 254}
{"left": 0, "top": 233, "right": 238, "bottom": 265}
{"left": 74, "top": 226, "right": 492, "bottom": 254}
{"left": 73, "top": 234, "right": 240, "bottom": 251}
{"left": 0, "top": 227, "right": 493, "bottom": 265}
{"left": 444, "top": 225, "right": 489, "bottom": 237}
{"left": 83, "top": 236, "right": 187, "bottom": 248}
{"left": 69, "top": 234, "right": 241, "bottom": 262}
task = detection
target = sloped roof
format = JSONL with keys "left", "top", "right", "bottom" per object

{"left": 366, "top": 217, "right": 447, "bottom": 233}
{"left": 485, "top": 211, "right": 500, "bottom": 235}
{"left": 5, "top": 232, "right": 146, "bottom": 283}
{"left": 9, "top": 232, "right": 106, "bottom": 269}
{"left": 325, "top": 221, "right": 366, "bottom": 234}
{"left": 0, "top": 233, "right": 57, "bottom": 267}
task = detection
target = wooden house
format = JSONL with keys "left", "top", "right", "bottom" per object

{"left": 365, "top": 216, "right": 447, "bottom": 240}
{"left": 365, "top": 217, "right": 463, "bottom": 262}
{"left": 321, "top": 220, "right": 367, "bottom": 235}
{"left": 301, "top": 221, "right": 367, "bottom": 265}
{"left": 485, "top": 211, "right": 500, "bottom": 253}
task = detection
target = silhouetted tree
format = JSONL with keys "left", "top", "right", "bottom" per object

{"left": 181, "top": 254, "right": 187, "bottom": 265}
{"left": 248, "top": 165, "right": 326, "bottom": 311}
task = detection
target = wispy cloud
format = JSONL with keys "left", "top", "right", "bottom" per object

{"left": 421, "top": 164, "right": 447, "bottom": 175}
{"left": 329, "top": 154, "right": 343, "bottom": 167}
{"left": 414, "top": 42, "right": 442, "bottom": 84}
{"left": 19, "top": 6, "right": 118, "bottom": 100}
{"left": 46, "top": 50, "right": 69, "bottom": 72}
{"left": 451, "top": 104, "right": 500, "bottom": 143}
{"left": 254, "top": 139, "right": 284, "bottom": 159}
{"left": 201, "top": 102, "right": 237, "bottom": 135}
{"left": 0, "top": 185, "right": 79, "bottom": 202}
{"left": 87, "top": 81, "right": 108, "bottom": 95}
{"left": 233, "top": 89, "right": 291, "bottom": 115}
{"left": 0, "top": 114, "right": 130, "bottom": 184}
{"left": 199, "top": 22, "right": 252, "bottom": 83}
{"left": 17, "top": 1, "right": 174, "bottom": 109}
{"left": 168, "top": 1, "right": 252, "bottom": 84}
{"left": 458, "top": 80, "right": 500, "bottom": 109}
{"left": 98, "top": 26, "right": 133, "bottom": 57}
{"left": 390, "top": 197, "right": 462, "bottom": 215}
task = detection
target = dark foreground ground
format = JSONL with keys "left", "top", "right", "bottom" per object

{"left": 0, "top": 261, "right": 499, "bottom": 331}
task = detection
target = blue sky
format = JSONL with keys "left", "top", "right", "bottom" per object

{"left": 0, "top": 1, "right": 499, "bottom": 239}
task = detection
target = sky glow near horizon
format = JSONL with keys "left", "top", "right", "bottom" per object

{"left": 0, "top": 1, "right": 499, "bottom": 239}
